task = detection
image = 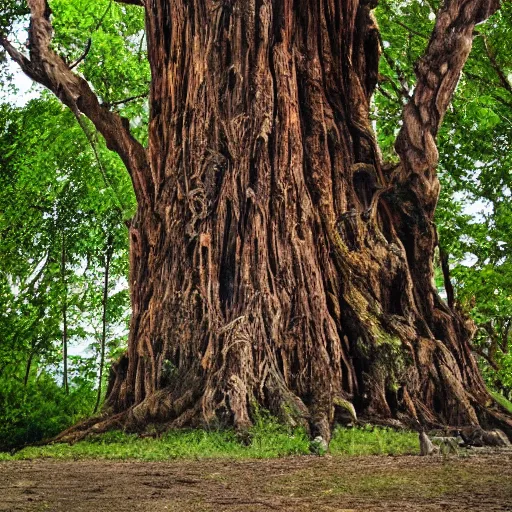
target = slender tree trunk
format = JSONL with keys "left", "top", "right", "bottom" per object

{"left": 24, "top": 350, "right": 34, "bottom": 387}
{"left": 61, "top": 235, "right": 69, "bottom": 395}
{"left": 94, "top": 236, "right": 113, "bottom": 414}
{"left": 439, "top": 246, "right": 455, "bottom": 310}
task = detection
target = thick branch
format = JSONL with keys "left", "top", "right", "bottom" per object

{"left": 395, "top": 0, "right": 500, "bottom": 193}
{"left": 1, "top": 0, "right": 151, "bottom": 203}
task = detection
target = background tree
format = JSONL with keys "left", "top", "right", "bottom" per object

{"left": 0, "top": 96, "right": 131, "bottom": 449}
{"left": 1, "top": 0, "right": 511, "bottom": 444}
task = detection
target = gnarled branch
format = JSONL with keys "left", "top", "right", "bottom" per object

{"left": 0, "top": 0, "right": 151, "bottom": 204}
{"left": 395, "top": 0, "right": 500, "bottom": 206}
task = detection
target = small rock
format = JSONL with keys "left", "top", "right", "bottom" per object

{"left": 419, "top": 432, "right": 439, "bottom": 456}
{"left": 310, "top": 436, "right": 329, "bottom": 456}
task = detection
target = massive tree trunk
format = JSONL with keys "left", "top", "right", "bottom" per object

{"left": 105, "top": 0, "right": 511, "bottom": 439}
{"left": 4, "top": 0, "right": 511, "bottom": 441}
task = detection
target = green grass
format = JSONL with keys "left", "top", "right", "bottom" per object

{"left": 0, "top": 422, "right": 311, "bottom": 461}
{"left": 0, "top": 423, "right": 419, "bottom": 462}
{"left": 491, "top": 391, "right": 512, "bottom": 414}
{"left": 330, "top": 424, "right": 418, "bottom": 456}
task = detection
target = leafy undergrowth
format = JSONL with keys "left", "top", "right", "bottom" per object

{"left": 0, "top": 423, "right": 419, "bottom": 461}
{"left": 0, "top": 376, "right": 96, "bottom": 452}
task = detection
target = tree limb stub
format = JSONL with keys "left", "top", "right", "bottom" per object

{"left": 1, "top": 0, "right": 151, "bottom": 204}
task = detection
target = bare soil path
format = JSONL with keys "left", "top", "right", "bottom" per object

{"left": 1, "top": 455, "right": 511, "bottom": 512}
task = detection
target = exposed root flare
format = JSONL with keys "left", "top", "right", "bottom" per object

{"left": 46, "top": 361, "right": 512, "bottom": 447}
{"left": 51, "top": 412, "right": 129, "bottom": 445}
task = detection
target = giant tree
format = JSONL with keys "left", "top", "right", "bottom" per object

{"left": 2, "top": 0, "right": 511, "bottom": 442}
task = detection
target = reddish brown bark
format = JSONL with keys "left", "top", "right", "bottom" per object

{"left": 4, "top": 0, "right": 512, "bottom": 442}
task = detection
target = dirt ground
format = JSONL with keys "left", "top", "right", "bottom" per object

{"left": 0, "top": 455, "right": 511, "bottom": 512}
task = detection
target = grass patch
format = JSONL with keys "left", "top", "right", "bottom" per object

{"left": 330, "top": 424, "right": 419, "bottom": 456}
{"left": 0, "top": 422, "right": 419, "bottom": 462}
{"left": 0, "top": 421, "right": 311, "bottom": 461}
{"left": 491, "top": 391, "right": 512, "bottom": 414}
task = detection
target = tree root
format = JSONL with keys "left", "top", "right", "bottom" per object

{"left": 30, "top": 378, "right": 512, "bottom": 450}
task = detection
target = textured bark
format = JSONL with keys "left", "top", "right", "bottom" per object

{"left": 4, "top": 0, "right": 512, "bottom": 442}
{"left": 105, "top": 0, "right": 511, "bottom": 439}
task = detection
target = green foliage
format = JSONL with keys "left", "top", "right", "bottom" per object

{"left": 49, "top": 0, "right": 150, "bottom": 143}
{"left": 435, "top": 2, "right": 512, "bottom": 394}
{"left": 0, "top": 0, "right": 146, "bottom": 449}
{"left": 0, "top": 98, "right": 132, "bottom": 447}
{"left": 0, "top": 370, "right": 95, "bottom": 451}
